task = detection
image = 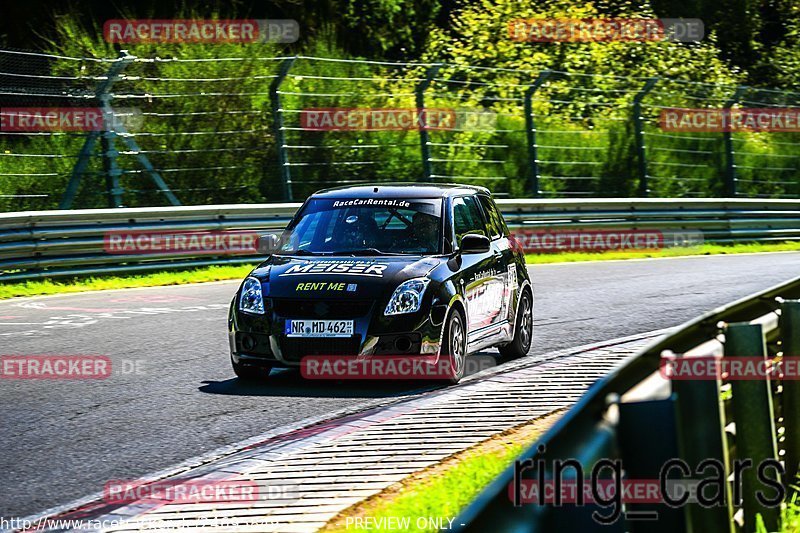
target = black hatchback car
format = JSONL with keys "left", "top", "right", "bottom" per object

{"left": 228, "top": 184, "right": 533, "bottom": 383}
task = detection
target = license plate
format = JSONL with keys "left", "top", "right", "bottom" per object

{"left": 285, "top": 319, "right": 354, "bottom": 338}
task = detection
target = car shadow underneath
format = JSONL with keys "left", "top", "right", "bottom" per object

{"left": 199, "top": 350, "right": 506, "bottom": 398}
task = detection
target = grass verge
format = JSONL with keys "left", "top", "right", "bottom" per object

{"left": 1, "top": 241, "right": 799, "bottom": 301}
{"left": 320, "top": 410, "right": 564, "bottom": 533}
{"left": 525, "top": 241, "right": 800, "bottom": 264}
{"left": 0, "top": 264, "right": 256, "bottom": 300}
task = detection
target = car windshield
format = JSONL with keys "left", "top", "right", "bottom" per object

{"left": 280, "top": 198, "right": 443, "bottom": 255}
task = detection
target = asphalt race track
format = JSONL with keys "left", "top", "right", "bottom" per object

{"left": 1, "top": 252, "right": 798, "bottom": 518}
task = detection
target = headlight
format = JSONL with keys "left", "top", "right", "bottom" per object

{"left": 239, "top": 277, "right": 265, "bottom": 314}
{"left": 385, "top": 278, "right": 430, "bottom": 316}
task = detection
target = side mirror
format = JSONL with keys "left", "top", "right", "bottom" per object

{"left": 257, "top": 233, "right": 280, "bottom": 254}
{"left": 460, "top": 234, "right": 491, "bottom": 254}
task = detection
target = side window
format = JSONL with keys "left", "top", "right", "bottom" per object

{"left": 452, "top": 196, "right": 487, "bottom": 247}
{"left": 477, "top": 195, "right": 503, "bottom": 240}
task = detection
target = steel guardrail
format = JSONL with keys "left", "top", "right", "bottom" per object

{"left": 1, "top": 198, "right": 800, "bottom": 282}
{"left": 453, "top": 275, "right": 800, "bottom": 533}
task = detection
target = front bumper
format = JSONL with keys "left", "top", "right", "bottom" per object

{"left": 229, "top": 297, "right": 447, "bottom": 368}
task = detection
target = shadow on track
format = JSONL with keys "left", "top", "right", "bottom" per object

{"left": 198, "top": 352, "right": 508, "bottom": 398}
{"left": 198, "top": 367, "right": 441, "bottom": 398}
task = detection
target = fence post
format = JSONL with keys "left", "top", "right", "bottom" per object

{"left": 524, "top": 70, "right": 552, "bottom": 197}
{"left": 780, "top": 300, "right": 800, "bottom": 491}
{"left": 632, "top": 77, "right": 658, "bottom": 197}
{"left": 722, "top": 87, "right": 747, "bottom": 197}
{"left": 269, "top": 57, "right": 296, "bottom": 202}
{"left": 59, "top": 132, "right": 99, "bottom": 209}
{"left": 724, "top": 322, "right": 780, "bottom": 533}
{"left": 100, "top": 126, "right": 123, "bottom": 208}
{"left": 111, "top": 120, "right": 181, "bottom": 206}
{"left": 415, "top": 64, "right": 442, "bottom": 181}
{"left": 62, "top": 50, "right": 134, "bottom": 209}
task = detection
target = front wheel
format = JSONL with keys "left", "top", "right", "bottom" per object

{"left": 441, "top": 309, "right": 467, "bottom": 384}
{"left": 499, "top": 289, "right": 533, "bottom": 359}
{"left": 231, "top": 355, "right": 272, "bottom": 381}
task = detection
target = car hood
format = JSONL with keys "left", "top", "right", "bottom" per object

{"left": 249, "top": 255, "right": 442, "bottom": 299}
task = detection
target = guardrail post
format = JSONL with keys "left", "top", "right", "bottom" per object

{"left": 780, "top": 300, "right": 800, "bottom": 492}
{"left": 724, "top": 322, "right": 780, "bottom": 532}
{"left": 269, "top": 57, "right": 296, "bottom": 202}
{"left": 524, "top": 70, "right": 552, "bottom": 197}
{"left": 62, "top": 50, "right": 134, "bottom": 209}
{"left": 617, "top": 397, "right": 685, "bottom": 532}
{"left": 722, "top": 87, "right": 747, "bottom": 197}
{"left": 632, "top": 77, "right": 658, "bottom": 197}
{"left": 671, "top": 352, "right": 734, "bottom": 533}
{"left": 415, "top": 64, "right": 441, "bottom": 182}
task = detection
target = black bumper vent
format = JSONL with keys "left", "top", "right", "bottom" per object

{"left": 273, "top": 299, "right": 373, "bottom": 319}
{"left": 279, "top": 335, "right": 362, "bottom": 362}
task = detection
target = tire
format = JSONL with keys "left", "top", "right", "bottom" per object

{"left": 231, "top": 355, "right": 272, "bottom": 381}
{"left": 441, "top": 309, "right": 467, "bottom": 384}
{"left": 499, "top": 289, "right": 533, "bottom": 359}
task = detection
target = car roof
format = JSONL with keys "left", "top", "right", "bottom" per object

{"left": 311, "top": 182, "right": 491, "bottom": 199}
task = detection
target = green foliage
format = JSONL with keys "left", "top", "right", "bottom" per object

{"left": 769, "top": 19, "right": 800, "bottom": 89}
{"left": 0, "top": 1, "right": 797, "bottom": 210}
{"left": 422, "top": 0, "right": 738, "bottom": 83}
{"left": 339, "top": 0, "right": 442, "bottom": 58}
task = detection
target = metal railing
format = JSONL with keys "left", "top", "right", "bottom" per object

{"left": 2, "top": 197, "right": 800, "bottom": 282}
{"left": 454, "top": 276, "right": 800, "bottom": 533}
{"left": 1, "top": 49, "right": 798, "bottom": 211}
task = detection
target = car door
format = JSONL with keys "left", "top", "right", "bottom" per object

{"left": 477, "top": 194, "right": 516, "bottom": 329}
{"left": 451, "top": 195, "right": 499, "bottom": 338}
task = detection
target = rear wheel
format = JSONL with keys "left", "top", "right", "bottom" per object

{"left": 499, "top": 289, "right": 533, "bottom": 359}
{"left": 441, "top": 309, "right": 467, "bottom": 384}
{"left": 231, "top": 355, "right": 272, "bottom": 381}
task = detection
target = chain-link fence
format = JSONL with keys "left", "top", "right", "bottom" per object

{"left": 1, "top": 48, "right": 798, "bottom": 211}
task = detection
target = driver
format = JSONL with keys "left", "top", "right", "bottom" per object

{"left": 410, "top": 211, "right": 439, "bottom": 252}
{"left": 340, "top": 211, "right": 378, "bottom": 248}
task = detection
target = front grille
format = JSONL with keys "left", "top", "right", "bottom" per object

{"left": 273, "top": 299, "right": 373, "bottom": 319}
{"left": 279, "top": 335, "right": 361, "bottom": 362}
